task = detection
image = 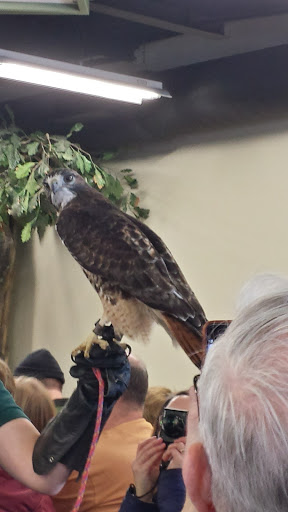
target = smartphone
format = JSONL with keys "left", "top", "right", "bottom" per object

{"left": 202, "top": 320, "right": 231, "bottom": 355}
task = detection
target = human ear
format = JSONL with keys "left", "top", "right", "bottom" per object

{"left": 183, "top": 442, "right": 216, "bottom": 512}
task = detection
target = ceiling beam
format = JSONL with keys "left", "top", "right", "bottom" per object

{"left": 134, "top": 12, "right": 288, "bottom": 71}
{"left": 90, "top": 2, "right": 223, "bottom": 38}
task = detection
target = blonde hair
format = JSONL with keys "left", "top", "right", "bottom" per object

{"left": 14, "top": 376, "right": 56, "bottom": 432}
{"left": 143, "top": 386, "right": 172, "bottom": 429}
{"left": 0, "top": 358, "right": 15, "bottom": 396}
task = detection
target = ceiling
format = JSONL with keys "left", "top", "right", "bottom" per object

{"left": 1, "top": 0, "right": 288, "bottom": 153}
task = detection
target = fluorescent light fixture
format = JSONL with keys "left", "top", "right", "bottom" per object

{"left": 0, "top": 0, "right": 89, "bottom": 15}
{"left": 0, "top": 49, "right": 171, "bottom": 105}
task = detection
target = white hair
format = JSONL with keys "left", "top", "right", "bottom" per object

{"left": 236, "top": 272, "right": 288, "bottom": 313}
{"left": 199, "top": 275, "right": 288, "bottom": 512}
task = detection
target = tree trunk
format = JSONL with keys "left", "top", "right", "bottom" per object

{"left": 0, "top": 224, "right": 16, "bottom": 359}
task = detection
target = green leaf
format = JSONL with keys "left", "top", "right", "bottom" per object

{"left": 105, "top": 174, "right": 123, "bottom": 200}
{"left": 37, "top": 161, "right": 50, "bottom": 178}
{"left": 15, "top": 162, "right": 35, "bottom": 179}
{"left": 62, "top": 147, "right": 74, "bottom": 161}
{"left": 81, "top": 154, "right": 92, "bottom": 172}
{"left": 29, "top": 131, "right": 45, "bottom": 140}
{"left": 28, "top": 194, "right": 39, "bottom": 212}
{"left": 26, "top": 176, "right": 39, "bottom": 195}
{"left": 21, "top": 221, "right": 33, "bottom": 242}
{"left": 75, "top": 152, "right": 84, "bottom": 173}
{"left": 36, "top": 213, "right": 50, "bottom": 240}
{"left": 93, "top": 168, "right": 105, "bottom": 189}
{"left": 101, "top": 151, "right": 115, "bottom": 161}
{"left": 4, "top": 143, "right": 20, "bottom": 169}
{"left": 120, "top": 198, "right": 128, "bottom": 212}
{"left": 129, "top": 193, "right": 139, "bottom": 207}
{"left": 0, "top": 149, "right": 8, "bottom": 167}
{"left": 10, "top": 133, "right": 21, "bottom": 149}
{"left": 124, "top": 175, "right": 138, "bottom": 189}
{"left": 134, "top": 206, "right": 150, "bottom": 219}
{"left": 66, "top": 122, "right": 83, "bottom": 139}
{"left": 27, "top": 141, "right": 39, "bottom": 156}
{"left": 53, "top": 139, "right": 69, "bottom": 155}
{"left": 120, "top": 168, "right": 133, "bottom": 174}
{"left": 22, "top": 191, "right": 30, "bottom": 213}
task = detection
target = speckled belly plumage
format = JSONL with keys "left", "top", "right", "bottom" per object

{"left": 83, "top": 269, "right": 154, "bottom": 340}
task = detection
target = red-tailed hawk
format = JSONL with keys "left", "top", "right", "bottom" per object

{"left": 44, "top": 168, "right": 207, "bottom": 368}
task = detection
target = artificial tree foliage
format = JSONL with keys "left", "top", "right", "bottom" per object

{"left": 0, "top": 106, "right": 149, "bottom": 243}
{"left": 0, "top": 106, "right": 149, "bottom": 357}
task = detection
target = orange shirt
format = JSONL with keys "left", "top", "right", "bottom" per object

{"left": 53, "top": 418, "right": 153, "bottom": 512}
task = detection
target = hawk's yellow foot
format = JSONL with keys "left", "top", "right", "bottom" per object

{"left": 71, "top": 332, "right": 109, "bottom": 358}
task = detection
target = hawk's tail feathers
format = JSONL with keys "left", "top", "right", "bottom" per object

{"left": 161, "top": 314, "right": 204, "bottom": 369}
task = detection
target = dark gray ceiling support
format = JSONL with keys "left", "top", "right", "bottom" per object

{"left": 134, "top": 13, "right": 288, "bottom": 71}
{"left": 90, "top": 2, "right": 222, "bottom": 37}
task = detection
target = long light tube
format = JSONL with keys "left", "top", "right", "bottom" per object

{"left": 0, "top": 62, "right": 161, "bottom": 104}
{"left": 0, "top": 49, "right": 171, "bottom": 105}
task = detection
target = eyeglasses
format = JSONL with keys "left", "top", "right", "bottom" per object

{"left": 202, "top": 320, "right": 231, "bottom": 358}
{"left": 193, "top": 374, "right": 200, "bottom": 419}
{"left": 194, "top": 320, "right": 231, "bottom": 420}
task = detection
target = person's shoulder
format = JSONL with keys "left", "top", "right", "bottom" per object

{"left": 127, "top": 417, "right": 153, "bottom": 435}
{"left": 0, "top": 381, "right": 27, "bottom": 427}
{"left": 112, "top": 418, "right": 153, "bottom": 436}
{"left": 113, "top": 418, "right": 153, "bottom": 448}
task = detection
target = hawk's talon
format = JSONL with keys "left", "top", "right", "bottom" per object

{"left": 118, "top": 342, "right": 131, "bottom": 355}
{"left": 71, "top": 320, "right": 123, "bottom": 359}
{"left": 71, "top": 332, "right": 109, "bottom": 359}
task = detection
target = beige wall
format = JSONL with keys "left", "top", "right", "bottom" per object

{"left": 8, "top": 122, "right": 288, "bottom": 396}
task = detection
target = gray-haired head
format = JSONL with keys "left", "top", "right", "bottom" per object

{"left": 198, "top": 276, "right": 288, "bottom": 512}
{"left": 236, "top": 272, "right": 288, "bottom": 313}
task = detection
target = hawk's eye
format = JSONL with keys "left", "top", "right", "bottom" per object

{"left": 64, "top": 174, "right": 74, "bottom": 184}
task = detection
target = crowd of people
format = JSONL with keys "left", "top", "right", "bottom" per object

{"left": 1, "top": 272, "right": 288, "bottom": 512}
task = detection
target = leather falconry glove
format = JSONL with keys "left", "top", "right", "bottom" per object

{"left": 32, "top": 339, "right": 130, "bottom": 477}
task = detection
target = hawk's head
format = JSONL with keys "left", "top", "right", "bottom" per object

{"left": 44, "top": 168, "right": 85, "bottom": 211}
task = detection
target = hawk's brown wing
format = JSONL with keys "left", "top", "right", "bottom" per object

{"left": 57, "top": 195, "right": 207, "bottom": 365}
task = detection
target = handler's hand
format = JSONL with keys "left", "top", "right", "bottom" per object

{"left": 132, "top": 437, "right": 166, "bottom": 502}
{"left": 161, "top": 436, "right": 186, "bottom": 470}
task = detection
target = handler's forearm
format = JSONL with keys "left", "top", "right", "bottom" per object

{"left": 0, "top": 418, "right": 70, "bottom": 495}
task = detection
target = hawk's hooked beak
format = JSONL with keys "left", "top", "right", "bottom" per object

{"left": 51, "top": 178, "right": 59, "bottom": 195}
{"left": 45, "top": 174, "right": 76, "bottom": 210}
{"left": 43, "top": 176, "right": 60, "bottom": 195}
